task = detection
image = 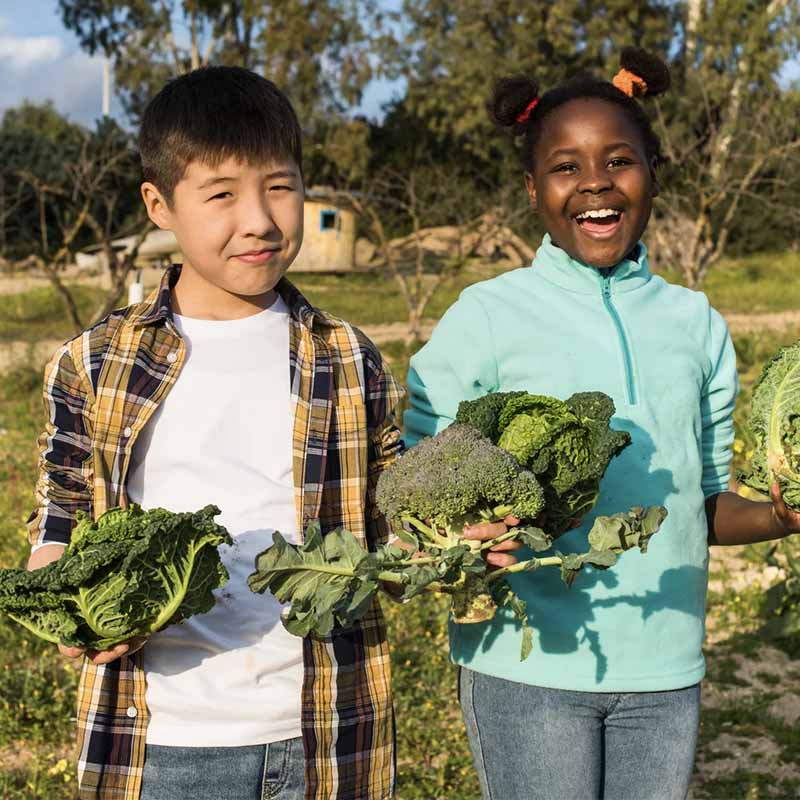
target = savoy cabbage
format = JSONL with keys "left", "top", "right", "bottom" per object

{"left": 456, "top": 391, "right": 630, "bottom": 533}
{"left": 1, "top": 505, "right": 232, "bottom": 649}
{"left": 738, "top": 340, "right": 800, "bottom": 510}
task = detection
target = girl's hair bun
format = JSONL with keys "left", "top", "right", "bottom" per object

{"left": 488, "top": 75, "right": 541, "bottom": 134}
{"left": 620, "top": 47, "right": 671, "bottom": 96}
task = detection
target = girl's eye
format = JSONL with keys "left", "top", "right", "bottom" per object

{"left": 269, "top": 184, "right": 293, "bottom": 192}
{"left": 609, "top": 158, "right": 632, "bottom": 168}
{"left": 554, "top": 163, "right": 577, "bottom": 174}
{"left": 209, "top": 191, "right": 232, "bottom": 201}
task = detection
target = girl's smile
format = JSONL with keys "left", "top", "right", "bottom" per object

{"left": 525, "top": 97, "right": 658, "bottom": 268}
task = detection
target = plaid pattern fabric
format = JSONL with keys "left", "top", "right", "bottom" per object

{"left": 27, "top": 267, "right": 404, "bottom": 799}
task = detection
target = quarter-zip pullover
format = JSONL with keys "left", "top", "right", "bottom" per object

{"left": 404, "top": 234, "right": 738, "bottom": 691}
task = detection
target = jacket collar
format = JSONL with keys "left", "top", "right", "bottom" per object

{"left": 532, "top": 233, "right": 651, "bottom": 294}
{"left": 130, "top": 264, "right": 337, "bottom": 330}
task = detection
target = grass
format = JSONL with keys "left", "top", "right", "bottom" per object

{"left": 0, "top": 286, "right": 106, "bottom": 344}
{"left": 1, "top": 252, "right": 799, "bottom": 798}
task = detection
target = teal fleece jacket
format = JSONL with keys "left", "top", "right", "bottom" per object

{"left": 404, "top": 235, "right": 738, "bottom": 691}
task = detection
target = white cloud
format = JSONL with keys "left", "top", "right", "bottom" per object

{"left": 0, "top": 33, "right": 63, "bottom": 71}
{"left": 0, "top": 17, "right": 110, "bottom": 126}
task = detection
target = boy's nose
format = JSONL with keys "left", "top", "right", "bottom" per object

{"left": 239, "top": 200, "right": 277, "bottom": 238}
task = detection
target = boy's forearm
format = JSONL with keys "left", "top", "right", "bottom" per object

{"left": 27, "top": 543, "right": 66, "bottom": 571}
{"left": 706, "top": 491, "right": 784, "bottom": 546}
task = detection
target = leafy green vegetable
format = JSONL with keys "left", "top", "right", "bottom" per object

{"left": 456, "top": 391, "right": 631, "bottom": 533}
{"left": 248, "top": 506, "right": 667, "bottom": 661}
{"left": 737, "top": 340, "right": 800, "bottom": 510}
{"left": 1, "top": 505, "right": 232, "bottom": 649}
{"left": 375, "top": 423, "right": 546, "bottom": 548}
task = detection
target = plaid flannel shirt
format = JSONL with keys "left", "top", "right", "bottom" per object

{"left": 27, "top": 266, "right": 404, "bottom": 800}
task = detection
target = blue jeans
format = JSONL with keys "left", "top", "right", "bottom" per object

{"left": 140, "top": 736, "right": 304, "bottom": 800}
{"left": 459, "top": 668, "right": 700, "bottom": 800}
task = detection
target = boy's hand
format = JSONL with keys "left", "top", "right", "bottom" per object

{"left": 770, "top": 483, "right": 800, "bottom": 538}
{"left": 59, "top": 637, "right": 147, "bottom": 665}
{"left": 464, "top": 515, "right": 524, "bottom": 568}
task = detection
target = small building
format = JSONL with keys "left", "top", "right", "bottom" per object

{"left": 293, "top": 188, "right": 357, "bottom": 272}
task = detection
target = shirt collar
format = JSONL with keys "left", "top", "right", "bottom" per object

{"left": 531, "top": 233, "right": 651, "bottom": 294}
{"left": 130, "top": 264, "right": 337, "bottom": 330}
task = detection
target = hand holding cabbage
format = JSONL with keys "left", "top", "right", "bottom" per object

{"left": 2, "top": 505, "right": 232, "bottom": 651}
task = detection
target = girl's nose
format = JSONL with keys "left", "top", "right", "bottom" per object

{"left": 577, "top": 166, "right": 613, "bottom": 193}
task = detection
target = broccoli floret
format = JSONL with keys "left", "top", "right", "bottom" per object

{"left": 376, "top": 424, "right": 545, "bottom": 546}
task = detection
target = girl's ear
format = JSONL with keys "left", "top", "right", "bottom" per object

{"left": 524, "top": 172, "right": 538, "bottom": 209}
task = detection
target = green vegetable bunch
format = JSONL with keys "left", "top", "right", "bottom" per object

{"left": 375, "top": 424, "right": 545, "bottom": 549}
{"left": 738, "top": 340, "right": 800, "bottom": 510}
{"left": 248, "top": 424, "right": 666, "bottom": 660}
{"left": 1, "top": 505, "right": 232, "bottom": 649}
{"left": 456, "top": 391, "right": 631, "bottom": 533}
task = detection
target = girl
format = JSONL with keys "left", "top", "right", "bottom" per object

{"left": 403, "top": 48, "right": 800, "bottom": 800}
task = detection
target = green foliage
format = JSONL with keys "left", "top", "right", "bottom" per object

{"left": 737, "top": 340, "right": 800, "bottom": 511}
{"left": 0, "top": 505, "right": 232, "bottom": 649}
{"left": 249, "top": 488, "right": 665, "bottom": 660}
{"left": 58, "top": 0, "right": 385, "bottom": 123}
{"left": 456, "top": 391, "right": 631, "bottom": 533}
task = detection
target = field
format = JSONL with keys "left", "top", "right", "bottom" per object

{"left": 1, "top": 251, "right": 800, "bottom": 798}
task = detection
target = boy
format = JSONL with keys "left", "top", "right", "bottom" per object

{"left": 26, "top": 66, "right": 403, "bottom": 800}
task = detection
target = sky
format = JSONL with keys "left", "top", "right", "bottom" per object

{"left": 0, "top": 0, "right": 798, "bottom": 129}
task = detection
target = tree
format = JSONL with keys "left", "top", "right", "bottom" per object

{"left": 394, "top": 0, "right": 675, "bottom": 165}
{"left": 349, "top": 163, "right": 531, "bottom": 345}
{"left": 58, "top": 0, "right": 388, "bottom": 124}
{"left": 649, "top": 0, "right": 800, "bottom": 286}
{"left": 1, "top": 108, "right": 151, "bottom": 331}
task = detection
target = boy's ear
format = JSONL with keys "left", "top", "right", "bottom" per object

{"left": 140, "top": 182, "right": 172, "bottom": 230}
{"left": 524, "top": 172, "right": 538, "bottom": 210}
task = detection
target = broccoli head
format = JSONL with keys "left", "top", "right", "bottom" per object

{"left": 376, "top": 424, "right": 545, "bottom": 544}
{"left": 455, "top": 390, "right": 631, "bottom": 535}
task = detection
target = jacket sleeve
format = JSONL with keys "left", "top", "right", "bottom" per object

{"left": 26, "top": 341, "right": 94, "bottom": 549}
{"left": 403, "top": 290, "right": 497, "bottom": 448}
{"left": 364, "top": 351, "right": 405, "bottom": 549}
{"left": 700, "top": 309, "right": 739, "bottom": 498}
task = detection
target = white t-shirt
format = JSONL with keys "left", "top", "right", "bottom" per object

{"left": 127, "top": 297, "right": 304, "bottom": 747}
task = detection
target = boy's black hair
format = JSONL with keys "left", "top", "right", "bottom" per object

{"left": 488, "top": 48, "right": 670, "bottom": 172}
{"left": 139, "top": 66, "right": 303, "bottom": 203}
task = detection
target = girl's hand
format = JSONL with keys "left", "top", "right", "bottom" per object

{"left": 464, "top": 516, "right": 524, "bottom": 568}
{"left": 770, "top": 483, "right": 800, "bottom": 538}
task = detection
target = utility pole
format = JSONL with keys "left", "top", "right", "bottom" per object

{"left": 102, "top": 57, "right": 111, "bottom": 117}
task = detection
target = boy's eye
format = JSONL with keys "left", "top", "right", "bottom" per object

{"left": 269, "top": 184, "right": 294, "bottom": 192}
{"left": 608, "top": 158, "right": 633, "bottom": 168}
{"left": 209, "top": 191, "right": 232, "bottom": 201}
{"left": 553, "top": 163, "right": 577, "bottom": 173}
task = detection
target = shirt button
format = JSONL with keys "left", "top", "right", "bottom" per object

{"left": 123, "top": 426, "right": 132, "bottom": 438}
{"left": 167, "top": 351, "right": 178, "bottom": 363}
{"left": 126, "top": 706, "right": 138, "bottom": 718}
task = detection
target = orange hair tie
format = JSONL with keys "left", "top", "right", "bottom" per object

{"left": 612, "top": 68, "right": 648, "bottom": 98}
